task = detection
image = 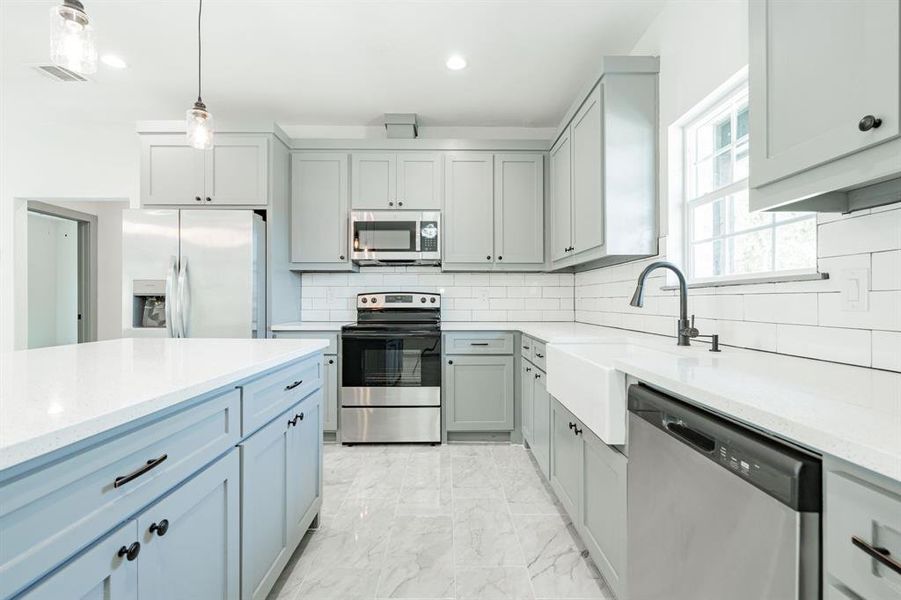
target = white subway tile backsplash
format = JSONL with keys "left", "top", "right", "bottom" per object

{"left": 776, "top": 325, "right": 872, "bottom": 367}
{"left": 818, "top": 291, "right": 901, "bottom": 331}
{"left": 872, "top": 250, "right": 901, "bottom": 290}
{"left": 743, "top": 294, "right": 817, "bottom": 325}
{"left": 818, "top": 208, "right": 901, "bottom": 257}
{"left": 872, "top": 331, "right": 901, "bottom": 372}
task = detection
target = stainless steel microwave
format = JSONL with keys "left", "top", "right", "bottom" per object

{"left": 350, "top": 211, "right": 441, "bottom": 265}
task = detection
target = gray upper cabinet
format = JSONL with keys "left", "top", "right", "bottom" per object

{"left": 550, "top": 129, "right": 573, "bottom": 262}
{"left": 548, "top": 57, "right": 658, "bottom": 270}
{"left": 140, "top": 134, "right": 268, "bottom": 206}
{"left": 351, "top": 152, "right": 396, "bottom": 209}
{"left": 444, "top": 354, "right": 515, "bottom": 432}
{"left": 205, "top": 135, "right": 269, "bottom": 206}
{"left": 352, "top": 152, "right": 442, "bottom": 210}
{"left": 290, "top": 152, "right": 351, "bottom": 268}
{"left": 397, "top": 152, "right": 443, "bottom": 209}
{"left": 444, "top": 152, "right": 495, "bottom": 264}
{"left": 494, "top": 153, "right": 544, "bottom": 266}
{"left": 749, "top": 0, "right": 901, "bottom": 213}
{"left": 571, "top": 84, "right": 605, "bottom": 256}
{"left": 444, "top": 152, "right": 545, "bottom": 270}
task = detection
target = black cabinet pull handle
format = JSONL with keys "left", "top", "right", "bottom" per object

{"left": 118, "top": 542, "right": 141, "bottom": 561}
{"left": 114, "top": 454, "right": 168, "bottom": 488}
{"left": 574, "top": 426, "right": 582, "bottom": 436}
{"left": 535, "top": 352, "right": 544, "bottom": 358}
{"left": 522, "top": 346, "right": 530, "bottom": 350}
{"left": 568, "top": 422, "right": 575, "bottom": 430}
{"left": 470, "top": 342, "right": 489, "bottom": 346}
{"left": 525, "top": 367, "right": 532, "bottom": 372}
{"left": 285, "top": 380, "right": 303, "bottom": 391}
{"left": 297, "top": 412, "right": 305, "bottom": 421}
{"left": 288, "top": 415, "right": 299, "bottom": 427}
{"left": 535, "top": 373, "right": 541, "bottom": 380}
{"left": 852, "top": 536, "right": 901, "bottom": 575}
{"left": 149, "top": 519, "right": 170, "bottom": 537}
{"left": 858, "top": 115, "right": 883, "bottom": 132}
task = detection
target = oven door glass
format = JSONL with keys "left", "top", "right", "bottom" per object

{"left": 342, "top": 331, "right": 440, "bottom": 388}
{"left": 353, "top": 221, "right": 418, "bottom": 253}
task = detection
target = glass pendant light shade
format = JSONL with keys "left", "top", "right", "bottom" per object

{"left": 186, "top": 100, "right": 214, "bottom": 150}
{"left": 49, "top": 1, "right": 97, "bottom": 74}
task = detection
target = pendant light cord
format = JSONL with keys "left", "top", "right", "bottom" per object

{"left": 197, "top": 0, "right": 203, "bottom": 103}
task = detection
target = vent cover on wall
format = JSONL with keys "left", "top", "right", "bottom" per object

{"left": 33, "top": 65, "right": 89, "bottom": 82}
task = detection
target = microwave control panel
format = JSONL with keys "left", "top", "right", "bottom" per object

{"left": 420, "top": 221, "right": 439, "bottom": 252}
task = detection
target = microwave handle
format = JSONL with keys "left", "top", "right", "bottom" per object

{"left": 415, "top": 220, "right": 421, "bottom": 252}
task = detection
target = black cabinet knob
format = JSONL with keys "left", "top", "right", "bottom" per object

{"left": 340, "top": 255, "right": 345, "bottom": 260}
{"left": 149, "top": 519, "right": 170, "bottom": 537}
{"left": 328, "top": 359, "right": 334, "bottom": 365}
{"left": 388, "top": 201, "right": 394, "bottom": 206}
{"left": 195, "top": 196, "right": 202, "bottom": 202}
{"left": 398, "top": 201, "right": 404, "bottom": 207}
{"left": 205, "top": 197, "right": 212, "bottom": 202}
{"left": 118, "top": 542, "right": 141, "bottom": 561}
{"left": 486, "top": 255, "right": 492, "bottom": 260}
{"left": 859, "top": 115, "right": 883, "bottom": 131}
{"left": 498, "top": 256, "right": 503, "bottom": 261}
{"left": 448, "top": 360, "right": 454, "bottom": 365}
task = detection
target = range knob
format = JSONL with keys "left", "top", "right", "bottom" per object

{"left": 430, "top": 297, "right": 436, "bottom": 303}
{"left": 420, "top": 297, "right": 427, "bottom": 303}
{"left": 370, "top": 297, "right": 378, "bottom": 303}
{"left": 361, "top": 297, "right": 368, "bottom": 304}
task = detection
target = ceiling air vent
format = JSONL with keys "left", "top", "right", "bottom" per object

{"left": 34, "top": 65, "right": 89, "bottom": 82}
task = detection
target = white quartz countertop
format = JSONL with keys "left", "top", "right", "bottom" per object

{"left": 271, "top": 322, "right": 350, "bottom": 332}
{"left": 0, "top": 338, "right": 329, "bottom": 472}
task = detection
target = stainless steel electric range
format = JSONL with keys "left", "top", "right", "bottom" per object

{"left": 341, "top": 292, "right": 441, "bottom": 444}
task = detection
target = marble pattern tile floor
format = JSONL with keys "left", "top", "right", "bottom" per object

{"left": 268, "top": 443, "right": 613, "bottom": 600}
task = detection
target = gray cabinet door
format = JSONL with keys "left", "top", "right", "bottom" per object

{"left": 749, "top": 0, "right": 900, "bottom": 188}
{"left": 20, "top": 521, "right": 138, "bottom": 600}
{"left": 397, "top": 152, "right": 442, "bottom": 209}
{"left": 531, "top": 369, "right": 551, "bottom": 479}
{"left": 521, "top": 361, "right": 534, "bottom": 444}
{"left": 444, "top": 153, "right": 495, "bottom": 265}
{"left": 494, "top": 153, "right": 544, "bottom": 265}
{"left": 287, "top": 392, "right": 322, "bottom": 546}
{"left": 571, "top": 84, "right": 604, "bottom": 255}
{"left": 137, "top": 449, "right": 240, "bottom": 600}
{"left": 549, "top": 398, "right": 582, "bottom": 520}
{"left": 581, "top": 430, "right": 627, "bottom": 600}
{"left": 140, "top": 135, "right": 206, "bottom": 206}
{"left": 205, "top": 135, "right": 269, "bottom": 206}
{"left": 550, "top": 128, "right": 573, "bottom": 262}
{"left": 323, "top": 356, "right": 339, "bottom": 432}
{"left": 351, "top": 152, "right": 396, "bottom": 209}
{"left": 240, "top": 413, "right": 291, "bottom": 600}
{"left": 445, "top": 355, "right": 514, "bottom": 431}
{"left": 290, "top": 153, "right": 350, "bottom": 265}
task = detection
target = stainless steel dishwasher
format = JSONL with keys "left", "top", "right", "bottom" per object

{"left": 627, "top": 384, "right": 822, "bottom": 600}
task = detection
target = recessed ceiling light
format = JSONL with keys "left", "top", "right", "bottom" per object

{"left": 446, "top": 55, "right": 467, "bottom": 71}
{"left": 100, "top": 54, "right": 127, "bottom": 69}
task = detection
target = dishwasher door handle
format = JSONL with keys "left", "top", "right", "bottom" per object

{"left": 852, "top": 536, "right": 901, "bottom": 575}
{"left": 664, "top": 420, "right": 716, "bottom": 453}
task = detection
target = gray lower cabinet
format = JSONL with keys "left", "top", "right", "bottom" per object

{"left": 444, "top": 354, "right": 514, "bottom": 431}
{"left": 530, "top": 369, "right": 550, "bottom": 479}
{"left": 323, "top": 356, "right": 339, "bottom": 432}
{"left": 521, "top": 361, "right": 534, "bottom": 444}
{"left": 547, "top": 397, "right": 627, "bottom": 600}
{"left": 240, "top": 391, "right": 322, "bottom": 600}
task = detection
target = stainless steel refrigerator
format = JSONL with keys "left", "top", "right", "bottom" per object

{"left": 122, "top": 209, "right": 265, "bottom": 338}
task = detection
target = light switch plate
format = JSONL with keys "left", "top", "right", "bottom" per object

{"left": 841, "top": 267, "right": 870, "bottom": 312}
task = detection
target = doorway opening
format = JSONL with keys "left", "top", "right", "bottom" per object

{"left": 26, "top": 201, "right": 98, "bottom": 348}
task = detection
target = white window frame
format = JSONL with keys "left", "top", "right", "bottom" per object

{"left": 678, "top": 73, "right": 817, "bottom": 285}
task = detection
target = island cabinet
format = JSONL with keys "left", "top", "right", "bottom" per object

{"left": 0, "top": 353, "right": 325, "bottom": 600}
{"left": 548, "top": 57, "right": 658, "bottom": 270}
{"left": 271, "top": 331, "right": 340, "bottom": 433}
{"left": 749, "top": 0, "right": 901, "bottom": 213}
{"left": 289, "top": 152, "right": 353, "bottom": 270}
{"left": 140, "top": 133, "right": 269, "bottom": 207}
{"left": 351, "top": 151, "right": 443, "bottom": 210}
{"left": 443, "top": 152, "right": 544, "bottom": 271}
{"left": 548, "top": 396, "right": 627, "bottom": 600}
{"left": 443, "top": 332, "right": 515, "bottom": 432}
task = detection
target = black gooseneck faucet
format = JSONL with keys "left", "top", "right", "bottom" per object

{"left": 629, "top": 261, "right": 694, "bottom": 346}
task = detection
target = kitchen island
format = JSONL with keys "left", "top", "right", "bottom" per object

{"left": 0, "top": 337, "right": 328, "bottom": 600}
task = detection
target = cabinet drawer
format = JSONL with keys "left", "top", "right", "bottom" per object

{"left": 531, "top": 340, "right": 547, "bottom": 370}
{"left": 240, "top": 356, "right": 322, "bottom": 436}
{"left": 0, "top": 390, "right": 239, "bottom": 599}
{"left": 520, "top": 335, "right": 534, "bottom": 362}
{"left": 444, "top": 332, "right": 514, "bottom": 355}
{"left": 272, "top": 331, "right": 339, "bottom": 355}
{"left": 825, "top": 469, "right": 901, "bottom": 599}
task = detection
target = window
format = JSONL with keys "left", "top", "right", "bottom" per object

{"left": 682, "top": 79, "right": 816, "bottom": 282}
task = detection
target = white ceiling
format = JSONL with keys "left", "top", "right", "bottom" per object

{"left": 1, "top": 0, "right": 664, "bottom": 130}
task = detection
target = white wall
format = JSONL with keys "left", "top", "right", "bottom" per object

{"left": 300, "top": 267, "right": 574, "bottom": 323}
{"left": 27, "top": 212, "right": 78, "bottom": 348}
{"left": 573, "top": 0, "right": 901, "bottom": 373}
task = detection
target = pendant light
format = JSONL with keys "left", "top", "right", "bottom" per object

{"left": 49, "top": 0, "right": 97, "bottom": 74}
{"left": 186, "top": 0, "right": 214, "bottom": 149}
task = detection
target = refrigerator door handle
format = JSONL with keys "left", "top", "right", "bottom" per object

{"left": 177, "top": 256, "right": 191, "bottom": 337}
{"left": 164, "top": 256, "right": 178, "bottom": 338}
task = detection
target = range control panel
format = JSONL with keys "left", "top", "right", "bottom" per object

{"left": 357, "top": 292, "right": 441, "bottom": 309}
